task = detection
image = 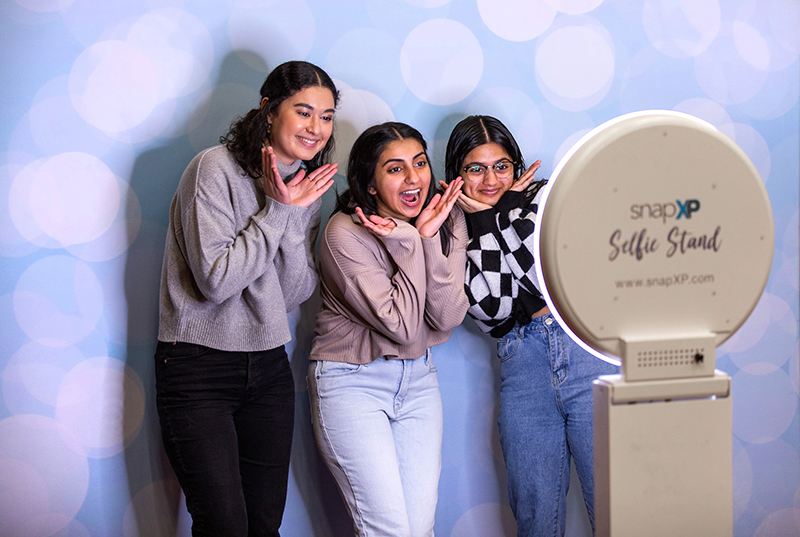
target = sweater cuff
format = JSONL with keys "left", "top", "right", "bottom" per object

{"left": 253, "top": 196, "right": 304, "bottom": 232}
{"left": 464, "top": 208, "right": 497, "bottom": 236}
{"left": 420, "top": 232, "right": 446, "bottom": 263}
{"left": 495, "top": 190, "right": 526, "bottom": 212}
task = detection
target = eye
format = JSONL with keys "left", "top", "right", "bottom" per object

{"left": 414, "top": 159, "right": 428, "bottom": 168}
{"left": 465, "top": 165, "right": 482, "bottom": 174}
{"left": 388, "top": 166, "right": 402, "bottom": 173}
{"left": 495, "top": 161, "right": 510, "bottom": 171}
{"left": 298, "top": 111, "right": 310, "bottom": 117}
{"left": 321, "top": 114, "right": 333, "bottom": 122}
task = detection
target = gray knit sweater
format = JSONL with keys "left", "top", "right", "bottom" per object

{"left": 157, "top": 145, "right": 321, "bottom": 351}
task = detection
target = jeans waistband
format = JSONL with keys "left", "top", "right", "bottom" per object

{"left": 515, "top": 313, "right": 558, "bottom": 337}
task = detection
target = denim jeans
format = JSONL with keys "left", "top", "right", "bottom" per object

{"left": 497, "top": 314, "right": 618, "bottom": 537}
{"left": 308, "top": 351, "right": 442, "bottom": 537}
{"left": 155, "top": 341, "right": 294, "bottom": 537}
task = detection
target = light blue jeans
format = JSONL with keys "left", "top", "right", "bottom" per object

{"left": 308, "top": 351, "right": 442, "bottom": 537}
{"left": 497, "top": 314, "right": 618, "bottom": 537}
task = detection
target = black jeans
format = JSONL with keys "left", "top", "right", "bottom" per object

{"left": 155, "top": 341, "right": 294, "bottom": 537}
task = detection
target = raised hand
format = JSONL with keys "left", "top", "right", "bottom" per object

{"left": 441, "top": 178, "right": 492, "bottom": 214}
{"left": 261, "top": 146, "right": 291, "bottom": 205}
{"left": 510, "top": 159, "right": 541, "bottom": 193}
{"left": 262, "top": 146, "right": 337, "bottom": 207}
{"left": 355, "top": 206, "right": 396, "bottom": 237}
{"left": 415, "top": 179, "right": 463, "bottom": 238}
{"left": 285, "top": 163, "right": 338, "bottom": 208}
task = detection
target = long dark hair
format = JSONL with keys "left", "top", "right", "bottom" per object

{"left": 335, "top": 122, "right": 454, "bottom": 254}
{"left": 444, "top": 115, "right": 545, "bottom": 204}
{"left": 220, "top": 61, "right": 339, "bottom": 178}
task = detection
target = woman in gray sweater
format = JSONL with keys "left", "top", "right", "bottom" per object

{"left": 155, "top": 61, "right": 338, "bottom": 537}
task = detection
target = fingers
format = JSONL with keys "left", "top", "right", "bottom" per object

{"left": 354, "top": 207, "right": 394, "bottom": 235}
{"left": 354, "top": 206, "right": 370, "bottom": 226}
{"left": 512, "top": 159, "right": 541, "bottom": 192}
{"left": 526, "top": 159, "right": 542, "bottom": 174}
{"left": 315, "top": 177, "right": 335, "bottom": 193}
{"left": 267, "top": 147, "right": 280, "bottom": 176}
{"left": 308, "top": 163, "right": 338, "bottom": 183}
{"left": 287, "top": 163, "right": 340, "bottom": 206}
{"left": 518, "top": 160, "right": 541, "bottom": 182}
{"left": 427, "top": 192, "right": 443, "bottom": 209}
{"left": 286, "top": 169, "right": 306, "bottom": 187}
{"left": 441, "top": 179, "right": 463, "bottom": 207}
{"left": 457, "top": 192, "right": 492, "bottom": 213}
{"left": 454, "top": 195, "right": 470, "bottom": 212}
{"left": 261, "top": 147, "right": 269, "bottom": 174}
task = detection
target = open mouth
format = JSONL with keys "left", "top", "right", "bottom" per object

{"left": 399, "top": 188, "right": 421, "bottom": 205}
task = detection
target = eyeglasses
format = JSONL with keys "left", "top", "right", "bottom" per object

{"left": 461, "top": 159, "right": 516, "bottom": 182}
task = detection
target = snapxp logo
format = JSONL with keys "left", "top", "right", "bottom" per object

{"left": 630, "top": 199, "right": 701, "bottom": 223}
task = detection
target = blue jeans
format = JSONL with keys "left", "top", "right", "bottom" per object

{"left": 497, "top": 315, "right": 618, "bottom": 537}
{"left": 155, "top": 341, "right": 294, "bottom": 537}
{"left": 308, "top": 352, "right": 442, "bottom": 537}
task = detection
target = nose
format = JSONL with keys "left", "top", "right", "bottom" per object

{"left": 482, "top": 167, "right": 500, "bottom": 186}
{"left": 307, "top": 115, "right": 320, "bottom": 134}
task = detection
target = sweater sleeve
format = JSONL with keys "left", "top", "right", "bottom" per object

{"left": 420, "top": 210, "right": 469, "bottom": 331}
{"left": 178, "top": 153, "right": 298, "bottom": 304}
{"left": 321, "top": 216, "right": 426, "bottom": 345}
{"left": 273, "top": 197, "right": 321, "bottom": 312}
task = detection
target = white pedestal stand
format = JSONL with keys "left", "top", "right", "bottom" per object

{"left": 594, "top": 371, "right": 732, "bottom": 537}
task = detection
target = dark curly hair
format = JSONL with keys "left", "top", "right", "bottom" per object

{"left": 220, "top": 61, "right": 339, "bottom": 178}
{"left": 444, "top": 115, "right": 545, "bottom": 205}
{"left": 335, "top": 122, "right": 455, "bottom": 255}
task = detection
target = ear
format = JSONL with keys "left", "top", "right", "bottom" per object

{"left": 368, "top": 185, "right": 377, "bottom": 195}
{"left": 260, "top": 97, "right": 269, "bottom": 109}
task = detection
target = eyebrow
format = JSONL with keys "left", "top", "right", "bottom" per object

{"left": 382, "top": 151, "right": 426, "bottom": 166}
{"left": 293, "top": 102, "right": 336, "bottom": 114}
{"left": 463, "top": 157, "right": 512, "bottom": 167}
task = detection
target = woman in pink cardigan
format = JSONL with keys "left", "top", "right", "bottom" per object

{"left": 308, "top": 122, "right": 468, "bottom": 537}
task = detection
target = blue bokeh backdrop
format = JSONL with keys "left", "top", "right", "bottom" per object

{"left": 0, "top": 0, "right": 798, "bottom": 536}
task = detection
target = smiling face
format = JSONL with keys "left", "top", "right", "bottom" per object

{"left": 267, "top": 85, "right": 335, "bottom": 165}
{"left": 460, "top": 142, "right": 515, "bottom": 207}
{"left": 369, "top": 138, "right": 431, "bottom": 221}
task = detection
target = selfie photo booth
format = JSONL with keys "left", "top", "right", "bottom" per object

{"left": 534, "top": 111, "right": 775, "bottom": 537}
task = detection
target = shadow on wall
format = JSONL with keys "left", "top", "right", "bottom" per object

{"left": 121, "top": 51, "right": 352, "bottom": 536}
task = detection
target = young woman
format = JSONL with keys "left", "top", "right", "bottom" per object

{"left": 445, "top": 115, "right": 618, "bottom": 537}
{"left": 308, "top": 122, "right": 468, "bottom": 537}
{"left": 155, "top": 61, "right": 338, "bottom": 537}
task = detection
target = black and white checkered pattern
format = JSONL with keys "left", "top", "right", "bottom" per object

{"left": 464, "top": 197, "right": 542, "bottom": 336}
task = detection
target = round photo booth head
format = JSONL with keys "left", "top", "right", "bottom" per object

{"left": 534, "top": 111, "right": 774, "bottom": 380}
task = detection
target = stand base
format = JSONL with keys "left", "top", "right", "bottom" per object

{"left": 594, "top": 372, "right": 732, "bottom": 537}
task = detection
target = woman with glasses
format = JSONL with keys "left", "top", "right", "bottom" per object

{"left": 309, "top": 122, "right": 468, "bottom": 536}
{"left": 444, "top": 115, "right": 617, "bottom": 537}
{"left": 155, "top": 61, "right": 338, "bottom": 536}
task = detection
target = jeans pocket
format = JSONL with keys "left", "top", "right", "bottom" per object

{"left": 425, "top": 351, "right": 437, "bottom": 373}
{"left": 497, "top": 335, "right": 521, "bottom": 362}
{"left": 316, "top": 360, "right": 363, "bottom": 378}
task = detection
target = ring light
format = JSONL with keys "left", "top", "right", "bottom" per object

{"left": 534, "top": 110, "right": 774, "bottom": 378}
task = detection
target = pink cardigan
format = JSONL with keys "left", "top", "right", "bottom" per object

{"left": 310, "top": 209, "right": 469, "bottom": 364}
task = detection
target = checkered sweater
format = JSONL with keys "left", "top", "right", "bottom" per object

{"left": 464, "top": 190, "right": 547, "bottom": 338}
